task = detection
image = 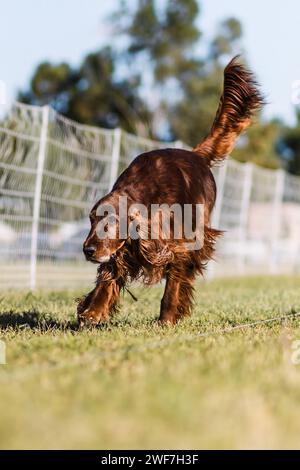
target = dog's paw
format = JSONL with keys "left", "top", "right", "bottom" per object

{"left": 78, "top": 309, "right": 107, "bottom": 327}
{"left": 157, "top": 316, "right": 177, "bottom": 326}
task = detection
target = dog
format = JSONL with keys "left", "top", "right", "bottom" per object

{"left": 77, "top": 57, "right": 263, "bottom": 325}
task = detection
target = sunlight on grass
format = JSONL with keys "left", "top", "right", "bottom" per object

{"left": 0, "top": 275, "right": 300, "bottom": 449}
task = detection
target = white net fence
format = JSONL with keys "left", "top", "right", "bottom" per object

{"left": 1, "top": 102, "right": 300, "bottom": 289}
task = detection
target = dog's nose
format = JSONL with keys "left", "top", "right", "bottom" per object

{"left": 83, "top": 246, "right": 96, "bottom": 258}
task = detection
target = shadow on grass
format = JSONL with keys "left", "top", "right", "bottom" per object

{"left": 0, "top": 310, "right": 80, "bottom": 332}
{"left": 0, "top": 310, "right": 142, "bottom": 332}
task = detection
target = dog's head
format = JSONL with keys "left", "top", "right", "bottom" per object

{"left": 83, "top": 195, "right": 126, "bottom": 264}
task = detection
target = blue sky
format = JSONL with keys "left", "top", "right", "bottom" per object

{"left": 1, "top": 0, "right": 299, "bottom": 124}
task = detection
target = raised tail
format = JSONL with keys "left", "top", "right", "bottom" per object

{"left": 193, "top": 56, "right": 264, "bottom": 166}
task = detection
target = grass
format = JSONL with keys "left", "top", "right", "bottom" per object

{"left": 0, "top": 275, "right": 300, "bottom": 450}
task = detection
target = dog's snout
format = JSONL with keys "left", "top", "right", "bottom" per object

{"left": 83, "top": 245, "right": 96, "bottom": 258}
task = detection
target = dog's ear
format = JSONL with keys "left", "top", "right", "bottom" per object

{"left": 139, "top": 239, "right": 173, "bottom": 266}
{"left": 127, "top": 204, "right": 149, "bottom": 240}
{"left": 95, "top": 212, "right": 119, "bottom": 239}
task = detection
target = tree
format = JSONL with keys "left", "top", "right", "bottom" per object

{"left": 18, "top": 0, "right": 284, "bottom": 172}
{"left": 18, "top": 47, "right": 152, "bottom": 135}
{"left": 120, "top": 2, "right": 282, "bottom": 168}
{"left": 126, "top": 0, "right": 201, "bottom": 82}
{"left": 169, "top": 18, "right": 245, "bottom": 145}
{"left": 233, "top": 120, "right": 282, "bottom": 169}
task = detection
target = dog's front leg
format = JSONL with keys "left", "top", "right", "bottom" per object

{"left": 77, "top": 279, "right": 120, "bottom": 326}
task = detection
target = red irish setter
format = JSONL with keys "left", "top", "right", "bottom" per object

{"left": 78, "top": 57, "right": 263, "bottom": 325}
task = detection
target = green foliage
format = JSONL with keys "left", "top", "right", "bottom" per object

{"left": 210, "top": 18, "right": 243, "bottom": 60}
{"left": 18, "top": 0, "right": 287, "bottom": 172}
{"left": 233, "top": 120, "right": 283, "bottom": 169}
{"left": 128, "top": 0, "right": 200, "bottom": 81}
{"left": 1, "top": 276, "right": 300, "bottom": 448}
{"left": 122, "top": 1, "right": 283, "bottom": 170}
{"left": 169, "top": 64, "right": 223, "bottom": 145}
{"left": 19, "top": 48, "right": 152, "bottom": 135}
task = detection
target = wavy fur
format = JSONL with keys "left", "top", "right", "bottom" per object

{"left": 193, "top": 56, "right": 264, "bottom": 166}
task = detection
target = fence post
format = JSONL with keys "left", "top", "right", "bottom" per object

{"left": 207, "top": 161, "right": 227, "bottom": 278}
{"left": 238, "top": 162, "right": 253, "bottom": 273}
{"left": 30, "top": 105, "right": 49, "bottom": 290}
{"left": 270, "top": 169, "right": 285, "bottom": 273}
{"left": 109, "top": 128, "right": 122, "bottom": 191}
{"left": 211, "top": 161, "right": 227, "bottom": 229}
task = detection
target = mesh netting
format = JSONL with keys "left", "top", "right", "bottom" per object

{"left": 1, "top": 102, "right": 300, "bottom": 289}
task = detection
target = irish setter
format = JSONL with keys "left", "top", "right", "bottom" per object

{"left": 77, "top": 57, "right": 263, "bottom": 325}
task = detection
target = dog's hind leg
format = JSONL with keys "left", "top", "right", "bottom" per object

{"left": 177, "top": 277, "right": 195, "bottom": 319}
{"left": 159, "top": 270, "right": 194, "bottom": 324}
{"left": 159, "top": 274, "right": 180, "bottom": 324}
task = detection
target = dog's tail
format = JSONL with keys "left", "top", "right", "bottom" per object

{"left": 193, "top": 56, "right": 264, "bottom": 166}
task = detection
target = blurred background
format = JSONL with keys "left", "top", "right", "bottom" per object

{"left": 1, "top": 0, "right": 300, "bottom": 289}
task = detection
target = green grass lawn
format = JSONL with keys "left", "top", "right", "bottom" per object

{"left": 1, "top": 275, "right": 300, "bottom": 450}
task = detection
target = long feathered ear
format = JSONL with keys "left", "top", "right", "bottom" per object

{"left": 139, "top": 239, "right": 173, "bottom": 266}
{"left": 127, "top": 205, "right": 150, "bottom": 241}
{"left": 193, "top": 56, "right": 265, "bottom": 166}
